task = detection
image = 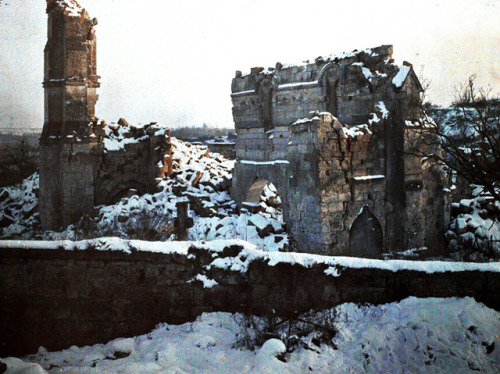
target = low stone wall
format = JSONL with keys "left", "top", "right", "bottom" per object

{"left": 206, "top": 142, "right": 235, "bottom": 160}
{"left": 0, "top": 243, "right": 193, "bottom": 357}
{"left": 1, "top": 239, "right": 499, "bottom": 357}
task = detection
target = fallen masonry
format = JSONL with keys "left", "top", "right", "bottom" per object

{"left": 37, "top": 1, "right": 451, "bottom": 259}
{"left": 0, "top": 139, "right": 291, "bottom": 253}
{"left": 0, "top": 238, "right": 499, "bottom": 356}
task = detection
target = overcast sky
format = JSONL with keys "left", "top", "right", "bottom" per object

{"left": 0, "top": 0, "right": 499, "bottom": 129}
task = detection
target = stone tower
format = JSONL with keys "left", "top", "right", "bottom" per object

{"left": 39, "top": 0, "right": 100, "bottom": 230}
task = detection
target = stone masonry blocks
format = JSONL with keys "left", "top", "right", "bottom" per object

{"left": 231, "top": 46, "right": 449, "bottom": 257}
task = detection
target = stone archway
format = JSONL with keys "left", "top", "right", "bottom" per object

{"left": 318, "top": 63, "right": 341, "bottom": 117}
{"left": 100, "top": 178, "right": 148, "bottom": 205}
{"left": 349, "top": 206, "right": 383, "bottom": 258}
{"left": 246, "top": 179, "right": 270, "bottom": 204}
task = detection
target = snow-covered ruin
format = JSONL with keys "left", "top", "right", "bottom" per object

{"left": 0, "top": 1, "right": 499, "bottom": 372}
{"left": 231, "top": 46, "right": 450, "bottom": 257}
{"left": 38, "top": 1, "right": 451, "bottom": 259}
{"left": 40, "top": 0, "right": 173, "bottom": 231}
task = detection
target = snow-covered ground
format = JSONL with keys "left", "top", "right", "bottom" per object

{"left": 2, "top": 297, "right": 499, "bottom": 373}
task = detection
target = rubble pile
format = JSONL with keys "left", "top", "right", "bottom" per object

{"left": 258, "top": 183, "right": 283, "bottom": 220}
{"left": 446, "top": 186, "right": 500, "bottom": 261}
{"left": 0, "top": 139, "right": 288, "bottom": 251}
{"left": 0, "top": 173, "right": 39, "bottom": 239}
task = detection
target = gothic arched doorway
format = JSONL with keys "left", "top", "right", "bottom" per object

{"left": 349, "top": 206, "right": 383, "bottom": 258}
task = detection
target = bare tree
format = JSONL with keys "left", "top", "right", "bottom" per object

{"left": 406, "top": 75, "right": 500, "bottom": 202}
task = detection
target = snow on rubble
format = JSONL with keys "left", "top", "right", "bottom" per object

{"left": 102, "top": 123, "right": 152, "bottom": 151}
{"left": 447, "top": 185, "right": 500, "bottom": 261}
{"left": 54, "top": 0, "right": 83, "bottom": 17}
{"left": 2, "top": 297, "right": 499, "bottom": 373}
{"left": 0, "top": 138, "right": 288, "bottom": 252}
{"left": 96, "top": 137, "right": 288, "bottom": 251}
{"left": 0, "top": 173, "right": 39, "bottom": 239}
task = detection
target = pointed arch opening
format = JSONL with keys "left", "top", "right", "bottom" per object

{"left": 349, "top": 206, "right": 383, "bottom": 258}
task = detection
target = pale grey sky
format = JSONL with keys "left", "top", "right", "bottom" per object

{"left": 0, "top": 0, "right": 499, "bottom": 129}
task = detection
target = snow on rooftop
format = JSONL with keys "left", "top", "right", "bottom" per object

{"left": 239, "top": 46, "right": 388, "bottom": 77}
{"left": 321, "top": 46, "right": 382, "bottom": 63}
{"left": 392, "top": 65, "right": 411, "bottom": 88}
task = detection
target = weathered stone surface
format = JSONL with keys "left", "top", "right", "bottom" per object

{"left": 206, "top": 142, "right": 236, "bottom": 160}
{"left": 117, "top": 118, "right": 129, "bottom": 127}
{"left": 39, "top": 1, "right": 172, "bottom": 231}
{"left": 231, "top": 46, "right": 449, "bottom": 257}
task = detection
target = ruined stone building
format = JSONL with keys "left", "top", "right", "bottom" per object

{"left": 231, "top": 45, "right": 450, "bottom": 257}
{"left": 39, "top": 2, "right": 449, "bottom": 257}
{"left": 40, "top": 0, "right": 172, "bottom": 230}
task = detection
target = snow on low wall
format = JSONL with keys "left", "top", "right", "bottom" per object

{"left": 1, "top": 238, "right": 499, "bottom": 356}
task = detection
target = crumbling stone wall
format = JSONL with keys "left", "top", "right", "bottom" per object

{"left": 39, "top": 1, "right": 172, "bottom": 230}
{"left": 275, "top": 113, "right": 386, "bottom": 255}
{"left": 231, "top": 46, "right": 450, "bottom": 256}
{"left": 92, "top": 122, "right": 172, "bottom": 205}
{"left": 1, "top": 240, "right": 498, "bottom": 356}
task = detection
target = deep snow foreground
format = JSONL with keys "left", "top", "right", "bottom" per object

{"left": 3, "top": 298, "right": 499, "bottom": 373}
